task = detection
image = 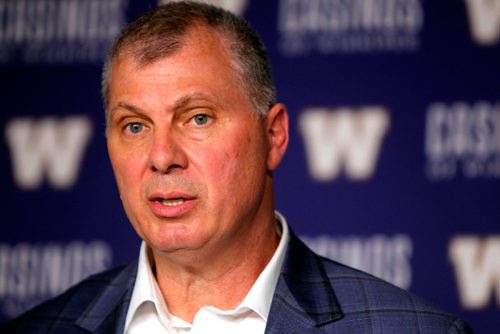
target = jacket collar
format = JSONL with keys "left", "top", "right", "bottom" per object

{"left": 72, "top": 229, "right": 343, "bottom": 333}
{"left": 75, "top": 261, "right": 138, "bottom": 333}
{"left": 265, "top": 231, "right": 344, "bottom": 333}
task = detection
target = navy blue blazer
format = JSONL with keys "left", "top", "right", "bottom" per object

{"left": 1, "top": 231, "right": 472, "bottom": 333}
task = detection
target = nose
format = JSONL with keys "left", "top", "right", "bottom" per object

{"left": 148, "top": 129, "right": 188, "bottom": 174}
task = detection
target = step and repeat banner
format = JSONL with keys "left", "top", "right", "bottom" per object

{"left": 1, "top": 0, "right": 499, "bottom": 332}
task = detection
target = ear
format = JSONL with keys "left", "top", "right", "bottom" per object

{"left": 265, "top": 103, "right": 289, "bottom": 171}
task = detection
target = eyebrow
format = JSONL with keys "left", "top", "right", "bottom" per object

{"left": 111, "top": 101, "right": 143, "bottom": 115}
{"left": 110, "top": 92, "right": 216, "bottom": 117}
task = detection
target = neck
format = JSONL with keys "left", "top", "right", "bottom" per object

{"left": 150, "top": 211, "right": 279, "bottom": 323}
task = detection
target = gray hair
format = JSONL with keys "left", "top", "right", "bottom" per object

{"left": 101, "top": 0, "right": 276, "bottom": 117}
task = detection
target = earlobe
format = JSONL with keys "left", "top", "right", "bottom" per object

{"left": 265, "top": 103, "right": 289, "bottom": 171}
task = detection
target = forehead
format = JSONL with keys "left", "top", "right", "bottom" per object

{"left": 183, "top": 24, "right": 235, "bottom": 61}
{"left": 108, "top": 25, "right": 251, "bottom": 111}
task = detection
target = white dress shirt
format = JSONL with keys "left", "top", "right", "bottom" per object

{"left": 125, "top": 211, "right": 290, "bottom": 334}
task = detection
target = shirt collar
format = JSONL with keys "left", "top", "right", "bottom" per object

{"left": 125, "top": 211, "right": 290, "bottom": 328}
{"left": 237, "top": 211, "right": 289, "bottom": 319}
{"left": 125, "top": 241, "right": 169, "bottom": 330}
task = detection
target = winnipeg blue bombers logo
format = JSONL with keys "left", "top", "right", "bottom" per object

{"left": 299, "top": 106, "right": 390, "bottom": 181}
{"left": 5, "top": 117, "right": 93, "bottom": 190}
{"left": 464, "top": 0, "right": 500, "bottom": 45}
{"left": 449, "top": 236, "right": 500, "bottom": 309}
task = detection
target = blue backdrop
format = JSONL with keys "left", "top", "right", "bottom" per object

{"left": 1, "top": 1, "right": 499, "bottom": 332}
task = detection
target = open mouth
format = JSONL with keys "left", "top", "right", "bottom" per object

{"left": 158, "top": 198, "right": 186, "bottom": 206}
{"left": 149, "top": 193, "right": 196, "bottom": 217}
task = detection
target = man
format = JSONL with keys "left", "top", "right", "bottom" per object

{"left": 2, "top": 1, "right": 472, "bottom": 333}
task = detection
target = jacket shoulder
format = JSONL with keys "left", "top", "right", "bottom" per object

{"left": 0, "top": 263, "right": 135, "bottom": 333}
{"left": 320, "top": 255, "right": 440, "bottom": 310}
{"left": 274, "top": 233, "right": 472, "bottom": 333}
{"left": 318, "top": 255, "right": 472, "bottom": 332}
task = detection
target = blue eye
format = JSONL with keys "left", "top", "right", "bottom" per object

{"left": 193, "top": 114, "right": 210, "bottom": 125}
{"left": 126, "top": 123, "right": 144, "bottom": 134}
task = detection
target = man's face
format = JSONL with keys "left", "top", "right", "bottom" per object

{"left": 106, "top": 27, "right": 287, "bottom": 260}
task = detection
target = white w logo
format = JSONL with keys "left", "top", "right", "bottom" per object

{"left": 449, "top": 236, "right": 500, "bottom": 309}
{"left": 5, "top": 117, "right": 93, "bottom": 190}
{"left": 299, "top": 107, "right": 390, "bottom": 181}
{"left": 464, "top": 0, "right": 500, "bottom": 45}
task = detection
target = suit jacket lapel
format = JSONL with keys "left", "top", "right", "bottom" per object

{"left": 71, "top": 231, "right": 341, "bottom": 333}
{"left": 75, "top": 261, "right": 138, "bottom": 333}
{"left": 265, "top": 232, "right": 343, "bottom": 333}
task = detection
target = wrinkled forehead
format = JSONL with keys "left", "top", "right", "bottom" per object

{"left": 107, "top": 26, "right": 251, "bottom": 105}
{"left": 109, "top": 24, "right": 246, "bottom": 94}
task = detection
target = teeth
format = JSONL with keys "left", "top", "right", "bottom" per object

{"left": 159, "top": 198, "right": 185, "bottom": 206}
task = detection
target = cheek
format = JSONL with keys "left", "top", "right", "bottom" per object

{"left": 201, "top": 133, "right": 266, "bottom": 186}
{"left": 111, "top": 154, "right": 148, "bottom": 225}
{"left": 191, "top": 145, "right": 229, "bottom": 179}
{"left": 108, "top": 142, "right": 147, "bottom": 193}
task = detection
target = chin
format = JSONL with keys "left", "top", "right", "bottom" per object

{"left": 148, "top": 231, "right": 206, "bottom": 253}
